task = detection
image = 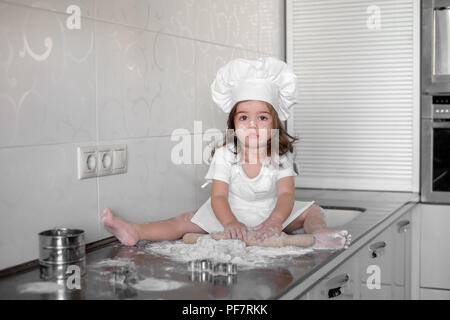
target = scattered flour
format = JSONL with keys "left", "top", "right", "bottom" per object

{"left": 131, "top": 277, "right": 186, "bottom": 291}
{"left": 18, "top": 282, "right": 65, "bottom": 294}
{"left": 90, "top": 257, "right": 133, "bottom": 268}
{"left": 143, "top": 235, "right": 313, "bottom": 268}
{"left": 90, "top": 257, "right": 186, "bottom": 292}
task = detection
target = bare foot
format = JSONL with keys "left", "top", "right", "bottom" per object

{"left": 100, "top": 208, "right": 140, "bottom": 246}
{"left": 311, "top": 229, "right": 352, "bottom": 250}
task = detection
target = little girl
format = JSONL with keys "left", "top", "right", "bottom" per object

{"left": 100, "top": 57, "right": 351, "bottom": 250}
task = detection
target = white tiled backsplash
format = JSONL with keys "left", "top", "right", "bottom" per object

{"left": 0, "top": 0, "right": 285, "bottom": 270}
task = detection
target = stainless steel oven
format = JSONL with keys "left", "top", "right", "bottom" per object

{"left": 421, "top": 95, "right": 450, "bottom": 203}
{"left": 421, "top": 1, "right": 450, "bottom": 203}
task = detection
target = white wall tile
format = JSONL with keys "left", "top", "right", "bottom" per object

{"left": 94, "top": 0, "right": 152, "bottom": 30}
{"left": 145, "top": 0, "right": 196, "bottom": 38}
{"left": 94, "top": 0, "right": 199, "bottom": 39}
{"left": 195, "top": 0, "right": 259, "bottom": 51}
{"left": 194, "top": 132, "right": 217, "bottom": 208}
{"left": 97, "top": 136, "right": 197, "bottom": 239}
{"left": 0, "top": 143, "right": 98, "bottom": 270}
{"left": 195, "top": 41, "right": 259, "bottom": 132}
{"left": 0, "top": 0, "right": 94, "bottom": 17}
{"left": 96, "top": 21, "right": 196, "bottom": 140}
{"left": 94, "top": 0, "right": 262, "bottom": 52}
{"left": 258, "top": 0, "right": 285, "bottom": 58}
{"left": 0, "top": 3, "right": 96, "bottom": 147}
{"left": 0, "top": 0, "right": 285, "bottom": 269}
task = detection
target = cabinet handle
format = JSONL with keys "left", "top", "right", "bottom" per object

{"left": 326, "top": 273, "right": 349, "bottom": 298}
{"left": 397, "top": 220, "right": 410, "bottom": 233}
{"left": 368, "top": 241, "right": 386, "bottom": 258}
{"left": 328, "top": 287, "right": 342, "bottom": 298}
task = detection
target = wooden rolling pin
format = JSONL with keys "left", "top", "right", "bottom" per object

{"left": 183, "top": 232, "right": 315, "bottom": 248}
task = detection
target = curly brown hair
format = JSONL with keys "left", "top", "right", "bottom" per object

{"left": 210, "top": 101, "right": 299, "bottom": 162}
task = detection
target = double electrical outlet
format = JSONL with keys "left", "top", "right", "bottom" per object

{"left": 77, "top": 144, "right": 127, "bottom": 180}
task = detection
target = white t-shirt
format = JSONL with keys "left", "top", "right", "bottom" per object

{"left": 190, "top": 143, "right": 315, "bottom": 233}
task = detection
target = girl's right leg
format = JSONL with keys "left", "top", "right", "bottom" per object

{"left": 283, "top": 205, "right": 351, "bottom": 249}
{"left": 100, "top": 208, "right": 206, "bottom": 246}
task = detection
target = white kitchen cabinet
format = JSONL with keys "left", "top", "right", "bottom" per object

{"left": 359, "top": 283, "right": 393, "bottom": 299}
{"left": 358, "top": 211, "right": 412, "bottom": 300}
{"left": 298, "top": 207, "right": 413, "bottom": 300}
{"left": 420, "top": 288, "right": 450, "bottom": 300}
{"left": 299, "top": 254, "right": 359, "bottom": 300}
{"left": 419, "top": 204, "right": 450, "bottom": 290}
{"left": 358, "top": 225, "right": 394, "bottom": 284}
{"left": 357, "top": 222, "right": 395, "bottom": 299}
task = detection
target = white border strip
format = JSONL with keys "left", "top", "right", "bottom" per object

{"left": 285, "top": 0, "right": 294, "bottom": 137}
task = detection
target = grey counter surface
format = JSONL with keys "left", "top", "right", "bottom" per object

{"left": 0, "top": 188, "right": 419, "bottom": 300}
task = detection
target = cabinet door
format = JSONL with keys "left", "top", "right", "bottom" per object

{"left": 358, "top": 224, "right": 394, "bottom": 299}
{"left": 357, "top": 211, "right": 413, "bottom": 300}
{"left": 305, "top": 256, "right": 359, "bottom": 300}
{"left": 297, "top": 208, "right": 414, "bottom": 300}
{"left": 393, "top": 211, "right": 412, "bottom": 299}
{"left": 420, "top": 204, "right": 450, "bottom": 290}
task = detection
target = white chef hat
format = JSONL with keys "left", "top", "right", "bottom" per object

{"left": 210, "top": 57, "right": 298, "bottom": 121}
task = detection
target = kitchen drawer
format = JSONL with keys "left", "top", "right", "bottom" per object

{"left": 420, "top": 288, "right": 450, "bottom": 300}
{"left": 302, "top": 256, "right": 358, "bottom": 300}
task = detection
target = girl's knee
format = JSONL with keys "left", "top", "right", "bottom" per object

{"left": 299, "top": 204, "right": 317, "bottom": 218}
{"left": 297, "top": 205, "right": 324, "bottom": 224}
{"left": 315, "top": 205, "right": 326, "bottom": 217}
{"left": 309, "top": 204, "right": 324, "bottom": 215}
{"left": 175, "top": 211, "right": 197, "bottom": 233}
{"left": 183, "top": 210, "right": 196, "bottom": 221}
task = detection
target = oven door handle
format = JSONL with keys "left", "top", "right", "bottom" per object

{"left": 432, "top": 121, "right": 450, "bottom": 128}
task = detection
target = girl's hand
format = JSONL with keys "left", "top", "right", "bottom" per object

{"left": 223, "top": 220, "right": 248, "bottom": 241}
{"left": 248, "top": 217, "right": 283, "bottom": 242}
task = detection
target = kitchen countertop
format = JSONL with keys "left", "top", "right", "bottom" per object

{"left": 0, "top": 188, "right": 419, "bottom": 300}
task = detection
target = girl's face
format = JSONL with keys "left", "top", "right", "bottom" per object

{"left": 234, "top": 100, "right": 274, "bottom": 149}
